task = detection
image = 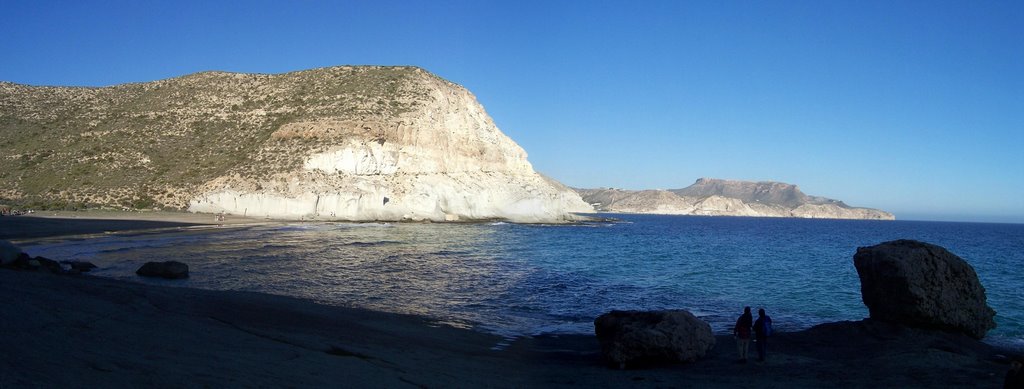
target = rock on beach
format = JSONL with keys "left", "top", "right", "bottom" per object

{"left": 594, "top": 310, "right": 715, "bottom": 368}
{"left": 1, "top": 240, "right": 23, "bottom": 265}
{"left": 853, "top": 239, "right": 996, "bottom": 339}
{"left": 136, "top": 261, "right": 190, "bottom": 279}
{"left": 63, "top": 261, "right": 98, "bottom": 273}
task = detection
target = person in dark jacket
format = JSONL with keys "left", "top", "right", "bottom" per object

{"left": 733, "top": 306, "right": 753, "bottom": 363}
{"left": 753, "top": 308, "right": 773, "bottom": 362}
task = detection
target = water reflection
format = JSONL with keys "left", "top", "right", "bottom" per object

{"left": 24, "top": 222, "right": 542, "bottom": 333}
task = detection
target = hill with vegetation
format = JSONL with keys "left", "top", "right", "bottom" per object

{"left": 0, "top": 66, "right": 592, "bottom": 222}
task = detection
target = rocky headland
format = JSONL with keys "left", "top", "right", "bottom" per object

{"left": 0, "top": 66, "right": 592, "bottom": 223}
{"left": 576, "top": 178, "right": 894, "bottom": 220}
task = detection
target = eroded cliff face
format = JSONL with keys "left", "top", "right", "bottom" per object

{"left": 188, "top": 69, "right": 592, "bottom": 222}
{"left": 577, "top": 179, "right": 894, "bottom": 220}
{"left": 0, "top": 66, "right": 592, "bottom": 222}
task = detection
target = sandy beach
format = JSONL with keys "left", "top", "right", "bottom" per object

{"left": 0, "top": 211, "right": 266, "bottom": 241}
{"left": 1, "top": 213, "right": 1019, "bottom": 387}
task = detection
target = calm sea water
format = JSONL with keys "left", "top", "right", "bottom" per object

{"left": 19, "top": 214, "right": 1024, "bottom": 350}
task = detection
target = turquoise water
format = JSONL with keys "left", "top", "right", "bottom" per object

{"left": 20, "top": 214, "right": 1024, "bottom": 350}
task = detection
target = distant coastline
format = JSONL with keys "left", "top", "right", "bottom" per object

{"left": 575, "top": 178, "right": 894, "bottom": 220}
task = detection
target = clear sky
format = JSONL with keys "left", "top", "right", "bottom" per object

{"left": 2, "top": 1, "right": 1022, "bottom": 223}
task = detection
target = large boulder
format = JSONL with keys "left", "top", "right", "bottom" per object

{"left": 853, "top": 239, "right": 996, "bottom": 339}
{"left": 136, "top": 261, "right": 189, "bottom": 279}
{"left": 594, "top": 310, "right": 715, "bottom": 368}
{"left": 1, "top": 240, "right": 21, "bottom": 265}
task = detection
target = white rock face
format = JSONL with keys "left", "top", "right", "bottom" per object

{"left": 302, "top": 141, "right": 402, "bottom": 175}
{"left": 588, "top": 190, "right": 696, "bottom": 215}
{"left": 189, "top": 69, "right": 592, "bottom": 222}
{"left": 190, "top": 171, "right": 590, "bottom": 223}
{"left": 790, "top": 204, "right": 893, "bottom": 220}
{"left": 689, "top": 196, "right": 760, "bottom": 217}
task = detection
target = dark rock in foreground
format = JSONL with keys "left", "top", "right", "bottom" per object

{"left": 1, "top": 240, "right": 20, "bottom": 265}
{"left": 136, "top": 261, "right": 189, "bottom": 279}
{"left": 853, "top": 239, "right": 996, "bottom": 339}
{"left": 5, "top": 237, "right": 97, "bottom": 276}
{"left": 5, "top": 253, "right": 60, "bottom": 273}
{"left": 594, "top": 310, "right": 715, "bottom": 368}
{"left": 27, "top": 255, "right": 62, "bottom": 273}
{"left": 63, "top": 261, "right": 98, "bottom": 273}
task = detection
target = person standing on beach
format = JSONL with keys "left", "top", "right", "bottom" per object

{"left": 733, "top": 306, "right": 753, "bottom": 363}
{"left": 753, "top": 308, "right": 773, "bottom": 362}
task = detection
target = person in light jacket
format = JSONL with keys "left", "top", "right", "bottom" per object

{"left": 733, "top": 306, "right": 753, "bottom": 363}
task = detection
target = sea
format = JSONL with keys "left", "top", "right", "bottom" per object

{"left": 18, "top": 214, "right": 1024, "bottom": 350}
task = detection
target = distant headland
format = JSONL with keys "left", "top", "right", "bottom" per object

{"left": 576, "top": 178, "right": 894, "bottom": 220}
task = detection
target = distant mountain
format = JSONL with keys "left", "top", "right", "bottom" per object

{"left": 576, "top": 178, "right": 894, "bottom": 220}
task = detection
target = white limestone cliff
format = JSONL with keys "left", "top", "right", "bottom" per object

{"left": 689, "top": 196, "right": 761, "bottom": 217}
{"left": 188, "top": 68, "right": 592, "bottom": 222}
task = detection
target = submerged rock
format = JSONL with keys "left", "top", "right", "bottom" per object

{"left": 10, "top": 253, "right": 31, "bottom": 269}
{"left": 63, "top": 261, "right": 98, "bottom": 272}
{"left": 30, "top": 256, "right": 63, "bottom": 273}
{"left": 5, "top": 251, "right": 63, "bottom": 273}
{"left": 1, "top": 243, "right": 94, "bottom": 275}
{"left": 136, "top": 261, "right": 189, "bottom": 279}
{"left": 594, "top": 310, "right": 715, "bottom": 368}
{"left": 853, "top": 239, "right": 996, "bottom": 339}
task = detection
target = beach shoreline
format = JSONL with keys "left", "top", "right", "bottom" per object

{"left": 0, "top": 210, "right": 609, "bottom": 242}
{"left": 1, "top": 215, "right": 1019, "bottom": 387}
{"left": 0, "top": 210, "right": 267, "bottom": 241}
{"left": 1, "top": 268, "right": 1015, "bottom": 388}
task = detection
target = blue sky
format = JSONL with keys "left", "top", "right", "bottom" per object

{"left": 2, "top": 1, "right": 1022, "bottom": 222}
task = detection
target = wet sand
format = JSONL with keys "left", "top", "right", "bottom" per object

{"left": 1, "top": 214, "right": 1018, "bottom": 387}
{"left": 0, "top": 211, "right": 264, "bottom": 241}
